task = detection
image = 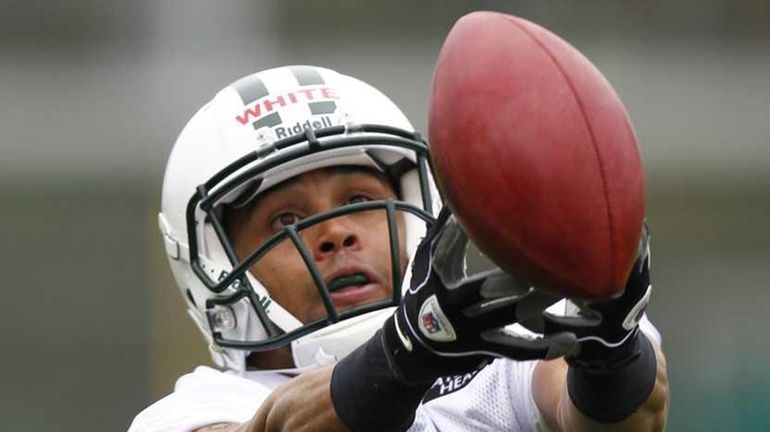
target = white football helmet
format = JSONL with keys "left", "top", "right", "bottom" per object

{"left": 158, "top": 65, "right": 441, "bottom": 372}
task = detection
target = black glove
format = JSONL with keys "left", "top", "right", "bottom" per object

{"left": 383, "top": 207, "right": 578, "bottom": 385}
{"left": 543, "top": 223, "right": 658, "bottom": 423}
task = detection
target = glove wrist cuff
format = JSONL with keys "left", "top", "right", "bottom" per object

{"left": 566, "top": 332, "right": 658, "bottom": 423}
{"left": 330, "top": 328, "right": 432, "bottom": 432}
{"left": 568, "top": 327, "right": 640, "bottom": 370}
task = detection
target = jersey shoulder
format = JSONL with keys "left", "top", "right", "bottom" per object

{"left": 128, "top": 366, "right": 288, "bottom": 432}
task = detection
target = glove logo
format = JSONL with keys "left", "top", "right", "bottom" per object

{"left": 422, "top": 313, "right": 441, "bottom": 334}
{"left": 418, "top": 295, "right": 457, "bottom": 342}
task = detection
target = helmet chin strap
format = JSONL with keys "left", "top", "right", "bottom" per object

{"left": 290, "top": 307, "right": 395, "bottom": 369}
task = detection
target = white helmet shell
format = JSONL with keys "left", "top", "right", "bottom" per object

{"left": 158, "top": 66, "right": 440, "bottom": 371}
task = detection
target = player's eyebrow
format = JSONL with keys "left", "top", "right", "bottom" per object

{"left": 262, "top": 166, "right": 386, "bottom": 195}
{"left": 228, "top": 166, "right": 391, "bottom": 213}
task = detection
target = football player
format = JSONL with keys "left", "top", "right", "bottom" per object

{"left": 129, "top": 65, "right": 668, "bottom": 432}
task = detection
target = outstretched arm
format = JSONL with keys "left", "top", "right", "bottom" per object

{"left": 533, "top": 339, "right": 669, "bottom": 432}
{"left": 533, "top": 226, "right": 670, "bottom": 431}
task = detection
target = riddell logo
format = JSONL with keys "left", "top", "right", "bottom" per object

{"left": 275, "top": 116, "right": 333, "bottom": 139}
{"left": 235, "top": 87, "right": 338, "bottom": 126}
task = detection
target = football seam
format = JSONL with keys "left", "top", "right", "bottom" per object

{"left": 506, "top": 16, "right": 615, "bottom": 291}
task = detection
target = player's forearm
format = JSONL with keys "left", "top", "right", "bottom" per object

{"left": 534, "top": 338, "right": 669, "bottom": 432}
{"left": 246, "top": 365, "right": 350, "bottom": 432}
{"left": 558, "top": 343, "right": 669, "bottom": 432}
{"left": 193, "top": 366, "right": 349, "bottom": 432}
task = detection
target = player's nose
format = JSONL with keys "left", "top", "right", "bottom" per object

{"left": 312, "top": 217, "right": 361, "bottom": 260}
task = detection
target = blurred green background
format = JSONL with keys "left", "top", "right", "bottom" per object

{"left": 1, "top": 1, "right": 769, "bottom": 430}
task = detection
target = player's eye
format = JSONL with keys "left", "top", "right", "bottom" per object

{"left": 270, "top": 212, "right": 301, "bottom": 230}
{"left": 348, "top": 194, "right": 372, "bottom": 204}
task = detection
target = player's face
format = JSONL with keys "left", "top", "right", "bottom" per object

{"left": 226, "top": 167, "right": 407, "bottom": 324}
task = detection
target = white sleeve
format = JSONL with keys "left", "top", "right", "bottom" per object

{"left": 409, "top": 359, "right": 551, "bottom": 432}
{"left": 127, "top": 366, "right": 284, "bottom": 432}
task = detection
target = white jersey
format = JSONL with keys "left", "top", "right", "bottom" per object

{"left": 129, "top": 317, "right": 661, "bottom": 432}
{"left": 128, "top": 367, "right": 290, "bottom": 432}
{"left": 128, "top": 361, "right": 543, "bottom": 432}
{"left": 412, "top": 359, "right": 550, "bottom": 432}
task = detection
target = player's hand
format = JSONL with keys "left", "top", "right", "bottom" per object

{"left": 544, "top": 223, "right": 652, "bottom": 370}
{"left": 382, "top": 207, "right": 578, "bottom": 385}
{"left": 540, "top": 224, "right": 662, "bottom": 424}
{"left": 330, "top": 207, "right": 577, "bottom": 431}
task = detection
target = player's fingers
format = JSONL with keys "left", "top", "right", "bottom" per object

{"left": 461, "top": 273, "right": 533, "bottom": 323}
{"left": 543, "top": 309, "right": 602, "bottom": 336}
{"left": 511, "top": 289, "right": 563, "bottom": 333}
{"left": 480, "top": 329, "right": 578, "bottom": 361}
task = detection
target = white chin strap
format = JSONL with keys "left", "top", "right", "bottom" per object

{"left": 291, "top": 307, "right": 395, "bottom": 368}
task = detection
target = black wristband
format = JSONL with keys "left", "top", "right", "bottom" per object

{"left": 330, "top": 328, "right": 433, "bottom": 432}
{"left": 567, "top": 332, "right": 658, "bottom": 423}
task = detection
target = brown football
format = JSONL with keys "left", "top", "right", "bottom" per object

{"left": 429, "top": 11, "right": 646, "bottom": 300}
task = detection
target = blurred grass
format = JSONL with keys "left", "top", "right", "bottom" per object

{"left": 646, "top": 176, "right": 770, "bottom": 431}
{"left": 0, "top": 181, "right": 152, "bottom": 431}
{"left": 648, "top": 175, "right": 770, "bottom": 255}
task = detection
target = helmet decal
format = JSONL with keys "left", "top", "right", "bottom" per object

{"left": 290, "top": 65, "right": 339, "bottom": 116}
{"left": 233, "top": 66, "right": 339, "bottom": 135}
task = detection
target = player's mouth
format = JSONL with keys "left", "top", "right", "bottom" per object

{"left": 325, "top": 268, "right": 386, "bottom": 309}
{"left": 328, "top": 273, "right": 370, "bottom": 292}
